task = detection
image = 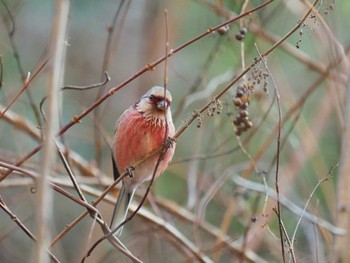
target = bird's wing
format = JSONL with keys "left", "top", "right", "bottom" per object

{"left": 112, "top": 153, "right": 121, "bottom": 180}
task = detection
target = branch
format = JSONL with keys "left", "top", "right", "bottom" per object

{"left": 0, "top": 0, "right": 274, "bottom": 180}
{"left": 232, "top": 175, "right": 346, "bottom": 236}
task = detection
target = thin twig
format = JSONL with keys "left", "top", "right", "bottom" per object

{"left": 242, "top": 43, "right": 350, "bottom": 179}
{"left": 62, "top": 71, "right": 111, "bottom": 90}
{"left": 93, "top": 0, "right": 129, "bottom": 168}
{"left": 291, "top": 166, "right": 337, "bottom": 250}
{"left": 0, "top": 103, "right": 102, "bottom": 177}
{"left": 0, "top": 160, "right": 136, "bottom": 260}
{"left": 272, "top": 208, "right": 295, "bottom": 263}
{"left": 173, "top": 0, "right": 318, "bottom": 141}
{"left": 39, "top": 71, "right": 111, "bottom": 118}
{"left": 40, "top": 2, "right": 321, "bottom": 253}
{"left": 0, "top": 59, "right": 49, "bottom": 119}
{"left": 1, "top": 164, "right": 265, "bottom": 263}
{"left": 49, "top": 139, "right": 174, "bottom": 247}
{"left": 55, "top": 139, "right": 87, "bottom": 201}
{"left": 0, "top": 0, "right": 15, "bottom": 35}
{"left": 156, "top": 199, "right": 267, "bottom": 263}
{"left": 163, "top": 9, "right": 169, "bottom": 90}
{"left": 34, "top": 2, "right": 69, "bottom": 262}
{"left": 41, "top": 96, "right": 88, "bottom": 202}
{"left": 0, "top": 0, "right": 43, "bottom": 127}
{"left": 0, "top": 196, "right": 60, "bottom": 263}
{"left": 333, "top": 59, "right": 350, "bottom": 262}
{"left": 255, "top": 45, "right": 286, "bottom": 262}
{"left": 83, "top": 10, "right": 173, "bottom": 260}
{"left": 0, "top": 54, "right": 3, "bottom": 90}
{"left": 232, "top": 175, "right": 346, "bottom": 235}
{"left": 50, "top": 171, "right": 128, "bottom": 247}
{"left": 0, "top": 0, "right": 273, "bottom": 180}
{"left": 173, "top": 37, "right": 223, "bottom": 119}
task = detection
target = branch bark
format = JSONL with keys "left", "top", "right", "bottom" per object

{"left": 34, "top": 1, "right": 69, "bottom": 262}
{"left": 333, "top": 71, "right": 350, "bottom": 263}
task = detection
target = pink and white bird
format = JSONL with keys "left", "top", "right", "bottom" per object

{"left": 110, "top": 86, "right": 176, "bottom": 235}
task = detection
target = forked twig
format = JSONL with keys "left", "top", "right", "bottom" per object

{"left": 255, "top": 44, "right": 286, "bottom": 262}
{"left": 0, "top": 0, "right": 274, "bottom": 181}
{"left": 0, "top": 196, "right": 60, "bottom": 263}
{"left": 82, "top": 10, "right": 173, "bottom": 261}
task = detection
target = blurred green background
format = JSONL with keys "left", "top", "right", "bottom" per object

{"left": 1, "top": 0, "right": 349, "bottom": 262}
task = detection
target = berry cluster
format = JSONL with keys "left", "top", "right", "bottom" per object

{"left": 232, "top": 85, "right": 253, "bottom": 136}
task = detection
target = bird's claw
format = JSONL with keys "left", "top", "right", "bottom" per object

{"left": 165, "top": 137, "right": 176, "bottom": 149}
{"left": 125, "top": 166, "right": 135, "bottom": 178}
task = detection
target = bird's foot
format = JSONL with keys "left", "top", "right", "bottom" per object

{"left": 165, "top": 137, "right": 176, "bottom": 149}
{"left": 125, "top": 166, "right": 135, "bottom": 178}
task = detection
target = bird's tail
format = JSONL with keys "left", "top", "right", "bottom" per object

{"left": 110, "top": 183, "right": 135, "bottom": 236}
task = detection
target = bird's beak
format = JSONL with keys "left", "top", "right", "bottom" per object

{"left": 156, "top": 99, "right": 168, "bottom": 111}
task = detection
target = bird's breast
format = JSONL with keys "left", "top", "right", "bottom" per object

{"left": 113, "top": 109, "right": 175, "bottom": 187}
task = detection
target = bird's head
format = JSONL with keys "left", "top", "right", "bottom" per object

{"left": 135, "top": 86, "right": 173, "bottom": 120}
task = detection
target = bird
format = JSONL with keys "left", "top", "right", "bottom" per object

{"left": 110, "top": 86, "right": 176, "bottom": 236}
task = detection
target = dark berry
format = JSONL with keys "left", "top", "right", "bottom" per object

{"left": 236, "top": 90, "right": 244, "bottom": 98}
{"left": 217, "top": 25, "right": 230, "bottom": 35}
{"left": 235, "top": 33, "right": 244, "bottom": 41}
{"left": 240, "top": 110, "right": 249, "bottom": 117}
{"left": 240, "top": 27, "right": 248, "bottom": 35}
{"left": 240, "top": 102, "right": 248, "bottom": 110}
{"left": 245, "top": 120, "right": 253, "bottom": 129}
{"left": 233, "top": 98, "right": 242, "bottom": 107}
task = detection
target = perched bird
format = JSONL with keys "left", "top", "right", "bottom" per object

{"left": 110, "top": 86, "right": 176, "bottom": 235}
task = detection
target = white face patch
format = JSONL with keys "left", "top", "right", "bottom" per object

{"left": 136, "top": 86, "right": 173, "bottom": 118}
{"left": 146, "top": 86, "right": 172, "bottom": 103}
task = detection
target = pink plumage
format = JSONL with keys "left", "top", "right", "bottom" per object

{"left": 110, "top": 86, "right": 175, "bottom": 235}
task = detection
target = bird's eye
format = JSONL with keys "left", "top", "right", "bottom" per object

{"left": 149, "top": 95, "right": 155, "bottom": 101}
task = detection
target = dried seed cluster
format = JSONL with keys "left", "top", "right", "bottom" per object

{"left": 196, "top": 112, "right": 203, "bottom": 128}
{"left": 296, "top": 1, "right": 335, "bottom": 49}
{"left": 194, "top": 99, "right": 223, "bottom": 129}
{"left": 321, "top": 0, "right": 335, "bottom": 15}
{"left": 248, "top": 60, "right": 269, "bottom": 94}
{"left": 296, "top": 26, "right": 304, "bottom": 49}
{"left": 296, "top": 21, "right": 309, "bottom": 49}
{"left": 232, "top": 85, "right": 253, "bottom": 136}
{"left": 207, "top": 99, "right": 223, "bottom": 116}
